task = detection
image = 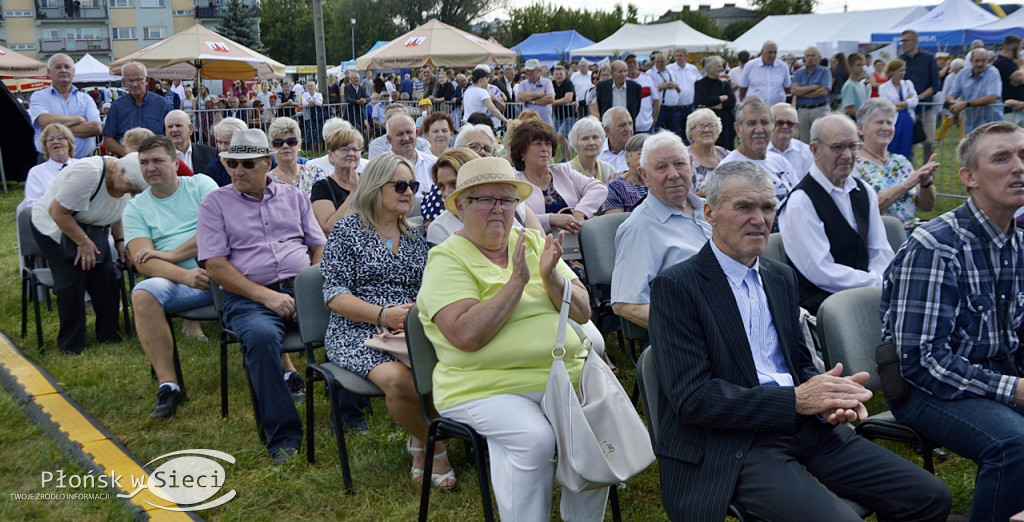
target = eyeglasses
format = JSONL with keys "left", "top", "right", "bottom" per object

{"left": 692, "top": 123, "right": 717, "bottom": 132}
{"left": 467, "top": 196, "right": 519, "bottom": 211}
{"left": 334, "top": 146, "right": 361, "bottom": 155}
{"left": 271, "top": 137, "right": 299, "bottom": 148}
{"left": 817, "top": 141, "right": 863, "bottom": 153}
{"left": 899, "top": 39, "right": 916, "bottom": 44}
{"left": 385, "top": 180, "right": 420, "bottom": 194}
{"left": 45, "top": 135, "right": 68, "bottom": 143}
{"left": 123, "top": 78, "right": 145, "bottom": 85}
{"left": 226, "top": 159, "right": 263, "bottom": 169}
{"left": 775, "top": 120, "right": 798, "bottom": 128}
{"left": 467, "top": 143, "right": 496, "bottom": 155}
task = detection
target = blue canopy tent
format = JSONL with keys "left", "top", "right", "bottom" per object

{"left": 871, "top": 0, "right": 998, "bottom": 49}
{"left": 510, "top": 30, "right": 600, "bottom": 65}
{"left": 964, "top": 7, "right": 1024, "bottom": 43}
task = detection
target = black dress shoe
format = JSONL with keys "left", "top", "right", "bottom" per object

{"left": 272, "top": 447, "right": 298, "bottom": 466}
{"left": 286, "top": 373, "right": 305, "bottom": 403}
{"left": 151, "top": 386, "right": 184, "bottom": 419}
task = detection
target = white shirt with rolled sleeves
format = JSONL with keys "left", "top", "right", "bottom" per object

{"left": 739, "top": 58, "right": 792, "bottom": 105}
{"left": 666, "top": 61, "right": 701, "bottom": 106}
{"left": 778, "top": 164, "right": 894, "bottom": 294}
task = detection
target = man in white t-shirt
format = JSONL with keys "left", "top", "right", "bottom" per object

{"left": 626, "top": 54, "right": 660, "bottom": 133}
{"left": 718, "top": 96, "right": 798, "bottom": 205}
{"left": 571, "top": 58, "right": 594, "bottom": 118}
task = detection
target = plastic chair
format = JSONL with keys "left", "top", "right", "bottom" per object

{"left": 404, "top": 305, "right": 621, "bottom": 522}
{"left": 816, "top": 286, "right": 941, "bottom": 473}
{"left": 578, "top": 212, "right": 630, "bottom": 348}
{"left": 881, "top": 215, "right": 908, "bottom": 254}
{"left": 18, "top": 207, "right": 55, "bottom": 350}
{"left": 294, "top": 265, "right": 384, "bottom": 491}
{"left": 762, "top": 232, "right": 789, "bottom": 265}
{"left": 635, "top": 349, "right": 871, "bottom": 520}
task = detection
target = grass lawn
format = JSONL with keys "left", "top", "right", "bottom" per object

{"left": 0, "top": 141, "right": 978, "bottom": 520}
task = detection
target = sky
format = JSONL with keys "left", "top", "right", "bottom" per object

{"left": 504, "top": 0, "right": 933, "bottom": 22}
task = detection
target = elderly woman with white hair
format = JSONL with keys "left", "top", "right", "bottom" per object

{"left": 204, "top": 117, "right": 248, "bottom": 187}
{"left": 462, "top": 64, "right": 508, "bottom": 128}
{"left": 567, "top": 116, "right": 616, "bottom": 183}
{"left": 453, "top": 123, "right": 500, "bottom": 157}
{"left": 854, "top": 97, "right": 938, "bottom": 228}
{"left": 686, "top": 108, "right": 729, "bottom": 195}
{"left": 267, "top": 116, "right": 326, "bottom": 197}
{"left": 30, "top": 153, "right": 147, "bottom": 355}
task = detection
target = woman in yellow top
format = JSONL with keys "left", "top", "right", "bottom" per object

{"left": 418, "top": 157, "right": 608, "bottom": 521}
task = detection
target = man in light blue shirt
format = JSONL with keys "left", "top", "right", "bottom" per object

{"left": 514, "top": 59, "right": 555, "bottom": 125}
{"left": 102, "top": 61, "right": 171, "bottom": 157}
{"left": 947, "top": 48, "right": 1003, "bottom": 133}
{"left": 739, "top": 41, "right": 792, "bottom": 106}
{"left": 611, "top": 131, "right": 712, "bottom": 328}
{"left": 29, "top": 53, "right": 102, "bottom": 159}
{"left": 790, "top": 46, "right": 832, "bottom": 143}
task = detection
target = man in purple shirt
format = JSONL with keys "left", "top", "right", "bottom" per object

{"left": 197, "top": 129, "right": 326, "bottom": 464}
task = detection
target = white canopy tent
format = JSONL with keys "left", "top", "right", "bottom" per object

{"left": 872, "top": 0, "right": 999, "bottom": 48}
{"left": 570, "top": 21, "right": 728, "bottom": 57}
{"left": 730, "top": 6, "right": 929, "bottom": 56}
{"left": 73, "top": 53, "right": 120, "bottom": 83}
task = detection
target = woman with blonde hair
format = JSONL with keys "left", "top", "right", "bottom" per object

{"left": 877, "top": 57, "right": 918, "bottom": 159}
{"left": 266, "top": 116, "right": 326, "bottom": 197}
{"left": 320, "top": 153, "right": 455, "bottom": 490}
{"left": 22, "top": 123, "right": 76, "bottom": 212}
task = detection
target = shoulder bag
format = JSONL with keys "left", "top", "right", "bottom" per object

{"left": 364, "top": 324, "right": 411, "bottom": 367}
{"left": 541, "top": 276, "right": 655, "bottom": 492}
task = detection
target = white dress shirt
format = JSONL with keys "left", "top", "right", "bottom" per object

{"left": 778, "top": 164, "right": 894, "bottom": 294}
{"left": 176, "top": 143, "right": 193, "bottom": 171}
{"left": 598, "top": 140, "right": 628, "bottom": 173}
{"left": 739, "top": 58, "right": 792, "bottom": 105}
{"left": 666, "top": 61, "right": 702, "bottom": 106}
{"left": 767, "top": 139, "right": 814, "bottom": 180}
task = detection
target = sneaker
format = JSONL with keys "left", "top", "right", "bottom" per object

{"left": 151, "top": 386, "right": 184, "bottom": 419}
{"left": 286, "top": 373, "right": 305, "bottom": 403}
{"left": 272, "top": 447, "right": 298, "bottom": 466}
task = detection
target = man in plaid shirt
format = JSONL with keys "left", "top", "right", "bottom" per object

{"left": 881, "top": 121, "right": 1024, "bottom": 522}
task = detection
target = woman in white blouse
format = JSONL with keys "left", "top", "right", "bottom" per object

{"left": 877, "top": 58, "right": 917, "bottom": 159}
{"left": 21, "top": 123, "right": 76, "bottom": 214}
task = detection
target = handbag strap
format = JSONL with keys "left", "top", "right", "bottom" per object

{"left": 72, "top": 159, "right": 106, "bottom": 217}
{"left": 553, "top": 275, "right": 595, "bottom": 358}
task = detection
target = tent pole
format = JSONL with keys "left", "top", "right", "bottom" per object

{"left": 0, "top": 146, "right": 8, "bottom": 194}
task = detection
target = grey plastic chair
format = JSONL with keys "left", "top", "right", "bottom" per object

{"left": 17, "top": 207, "right": 54, "bottom": 349}
{"left": 762, "top": 232, "right": 789, "bottom": 265}
{"left": 294, "top": 265, "right": 384, "bottom": 491}
{"left": 817, "top": 286, "right": 940, "bottom": 473}
{"left": 636, "top": 346, "right": 871, "bottom": 519}
{"left": 578, "top": 212, "right": 631, "bottom": 353}
{"left": 881, "top": 215, "right": 908, "bottom": 254}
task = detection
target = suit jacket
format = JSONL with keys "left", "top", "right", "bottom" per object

{"left": 594, "top": 79, "right": 641, "bottom": 125}
{"left": 492, "top": 76, "right": 512, "bottom": 101}
{"left": 191, "top": 143, "right": 218, "bottom": 176}
{"left": 649, "top": 243, "right": 820, "bottom": 521}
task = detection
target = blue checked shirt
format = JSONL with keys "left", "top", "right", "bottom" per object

{"left": 881, "top": 198, "right": 1024, "bottom": 405}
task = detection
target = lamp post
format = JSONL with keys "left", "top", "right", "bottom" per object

{"left": 351, "top": 18, "right": 356, "bottom": 62}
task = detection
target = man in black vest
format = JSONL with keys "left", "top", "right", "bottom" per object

{"left": 777, "top": 113, "right": 893, "bottom": 313}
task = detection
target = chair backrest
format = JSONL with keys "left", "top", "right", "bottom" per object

{"left": 17, "top": 206, "right": 44, "bottom": 259}
{"left": 763, "top": 232, "right": 788, "bottom": 265}
{"left": 881, "top": 215, "right": 907, "bottom": 254}
{"left": 404, "top": 304, "right": 440, "bottom": 422}
{"left": 636, "top": 348, "right": 659, "bottom": 445}
{"left": 816, "top": 286, "right": 883, "bottom": 391}
{"left": 578, "top": 212, "right": 631, "bottom": 287}
{"left": 210, "top": 280, "right": 227, "bottom": 314}
{"left": 295, "top": 264, "right": 329, "bottom": 346}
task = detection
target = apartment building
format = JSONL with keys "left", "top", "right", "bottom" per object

{"left": 0, "top": 0, "right": 258, "bottom": 62}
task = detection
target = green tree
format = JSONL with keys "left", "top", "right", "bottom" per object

{"left": 259, "top": 0, "right": 314, "bottom": 63}
{"left": 323, "top": 0, "right": 401, "bottom": 62}
{"left": 498, "top": 3, "right": 639, "bottom": 49}
{"left": 723, "top": 19, "right": 760, "bottom": 42}
{"left": 748, "top": 0, "right": 816, "bottom": 16}
{"left": 216, "top": 0, "right": 264, "bottom": 51}
{"left": 670, "top": 10, "right": 722, "bottom": 40}
{"left": 388, "top": 0, "right": 505, "bottom": 32}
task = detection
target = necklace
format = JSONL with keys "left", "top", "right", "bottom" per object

{"left": 861, "top": 147, "right": 888, "bottom": 165}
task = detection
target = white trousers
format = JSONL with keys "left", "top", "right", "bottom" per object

{"left": 441, "top": 391, "right": 609, "bottom": 522}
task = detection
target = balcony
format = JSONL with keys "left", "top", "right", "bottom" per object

{"left": 38, "top": 37, "right": 111, "bottom": 53}
{"left": 35, "top": 0, "right": 108, "bottom": 20}
{"left": 194, "top": 4, "right": 258, "bottom": 19}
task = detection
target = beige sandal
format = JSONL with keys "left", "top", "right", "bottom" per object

{"left": 406, "top": 437, "right": 457, "bottom": 491}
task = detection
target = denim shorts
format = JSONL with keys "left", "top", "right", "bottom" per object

{"left": 132, "top": 277, "right": 212, "bottom": 313}
{"left": 554, "top": 117, "right": 577, "bottom": 135}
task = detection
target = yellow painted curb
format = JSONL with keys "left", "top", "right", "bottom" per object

{"left": 0, "top": 334, "right": 198, "bottom": 521}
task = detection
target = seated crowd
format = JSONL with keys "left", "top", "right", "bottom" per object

{"left": 17, "top": 42, "right": 1024, "bottom": 521}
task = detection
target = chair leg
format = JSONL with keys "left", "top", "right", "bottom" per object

{"left": 609, "top": 484, "right": 622, "bottom": 522}
{"left": 473, "top": 433, "right": 495, "bottom": 522}
{"left": 328, "top": 381, "right": 355, "bottom": 492}
{"left": 32, "top": 278, "right": 44, "bottom": 350}
{"left": 120, "top": 274, "right": 132, "bottom": 336}
{"left": 21, "top": 276, "right": 28, "bottom": 339}
{"left": 305, "top": 366, "right": 318, "bottom": 464}
{"left": 418, "top": 424, "right": 437, "bottom": 522}
{"left": 220, "top": 333, "right": 229, "bottom": 418}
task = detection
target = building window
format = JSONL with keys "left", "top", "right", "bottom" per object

{"left": 10, "top": 44, "right": 37, "bottom": 50}
{"left": 140, "top": 0, "right": 165, "bottom": 7}
{"left": 172, "top": 10, "right": 192, "bottom": 15}
{"left": 108, "top": 0, "right": 134, "bottom": 8}
{"left": 143, "top": 27, "right": 166, "bottom": 40}
{"left": 5, "top": 10, "right": 34, "bottom": 16}
{"left": 112, "top": 27, "right": 137, "bottom": 40}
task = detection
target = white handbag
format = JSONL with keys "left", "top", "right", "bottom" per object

{"left": 541, "top": 276, "right": 656, "bottom": 493}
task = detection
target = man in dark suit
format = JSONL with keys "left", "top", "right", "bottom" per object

{"left": 164, "top": 110, "right": 217, "bottom": 175}
{"left": 589, "top": 59, "right": 640, "bottom": 124}
{"left": 649, "top": 160, "right": 950, "bottom": 521}
{"left": 492, "top": 66, "right": 513, "bottom": 103}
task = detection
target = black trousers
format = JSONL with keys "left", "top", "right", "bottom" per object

{"left": 732, "top": 418, "right": 951, "bottom": 521}
{"left": 31, "top": 223, "right": 120, "bottom": 354}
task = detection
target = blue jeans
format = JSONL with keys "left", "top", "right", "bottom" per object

{"left": 222, "top": 291, "right": 302, "bottom": 455}
{"left": 890, "top": 387, "right": 1024, "bottom": 522}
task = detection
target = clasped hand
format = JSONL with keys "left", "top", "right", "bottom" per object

{"left": 794, "top": 363, "right": 872, "bottom": 425}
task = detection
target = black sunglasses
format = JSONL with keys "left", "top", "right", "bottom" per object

{"left": 226, "top": 159, "right": 262, "bottom": 169}
{"left": 385, "top": 180, "right": 420, "bottom": 194}
{"left": 271, "top": 137, "right": 299, "bottom": 148}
